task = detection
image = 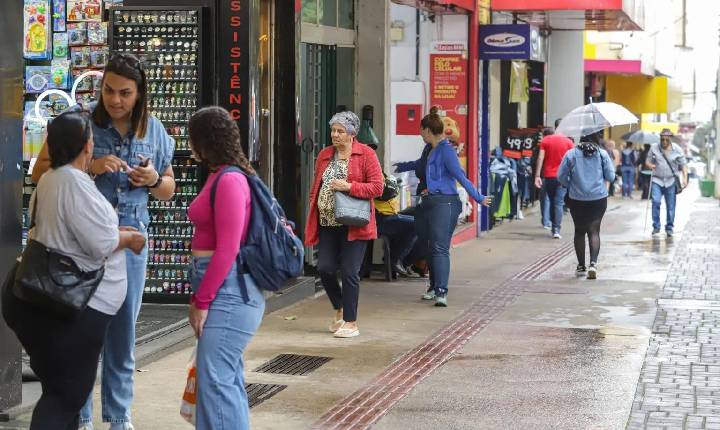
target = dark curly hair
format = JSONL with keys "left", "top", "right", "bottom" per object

{"left": 188, "top": 106, "right": 256, "bottom": 175}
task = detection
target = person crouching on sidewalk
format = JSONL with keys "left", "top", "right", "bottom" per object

{"left": 304, "top": 111, "right": 384, "bottom": 338}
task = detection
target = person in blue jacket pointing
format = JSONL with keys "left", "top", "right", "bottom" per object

{"left": 395, "top": 107, "right": 490, "bottom": 307}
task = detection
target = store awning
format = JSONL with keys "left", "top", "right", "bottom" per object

{"left": 391, "top": 0, "right": 475, "bottom": 14}
{"left": 606, "top": 75, "right": 681, "bottom": 114}
{"left": 584, "top": 59, "right": 646, "bottom": 75}
{"left": 491, "top": 0, "right": 644, "bottom": 31}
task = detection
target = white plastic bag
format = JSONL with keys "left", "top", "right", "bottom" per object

{"left": 180, "top": 346, "right": 197, "bottom": 425}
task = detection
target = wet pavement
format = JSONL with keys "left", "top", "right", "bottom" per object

{"left": 3, "top": 185, "right": 715, "bottom": 430}
{"left": 627, "top": 200, "right": 720, "bottom": 429}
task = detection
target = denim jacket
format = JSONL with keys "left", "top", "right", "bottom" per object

{"left": 88, "top": 105, "right": 175, "bottom": 229}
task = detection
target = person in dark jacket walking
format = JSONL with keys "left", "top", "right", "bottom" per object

{"left": 620, "top": 141, "right": 637, "bottom": 198}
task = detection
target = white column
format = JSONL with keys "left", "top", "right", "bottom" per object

{"left": 546, "top": 31, "right": 584, "bottom": 127}
{"left": 356, "top": 0, "right": 390, "bottom": 167}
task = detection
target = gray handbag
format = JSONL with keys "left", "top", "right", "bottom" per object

{"left": 334, "top": 191, "right": 370, "bottom": 226}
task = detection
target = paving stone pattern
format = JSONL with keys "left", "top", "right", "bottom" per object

{"left": 312, "top": 244, "right": 575, "bottom": 429}
{"left": 628, "top": 205, "right": 720, "bottom": 430}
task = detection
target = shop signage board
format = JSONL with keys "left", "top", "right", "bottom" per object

{"left": 502, "top": 128, "right": 541, "bottom": 159}
{"left": 479, "top": 24, "right": 544, "bottom": 61}
{"left": 217, "top": 0, "right": 259, "bottom": 161}
{"left": 429, "top": 41, "right": 468, "bottom": 168}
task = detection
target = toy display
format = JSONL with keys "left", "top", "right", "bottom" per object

{"left": 49, "top": 59, "right": 71, "bottom": 89}
{"left": 87, "top": 21, "right": 107, "bottom": 44}
{"left": 52, "top": 0, "right": 66, "bottom": 32}
{"left": 25, "top": 66, "right": 51, "bottom": 93}
{"left": 70, "top": 46, "right": 91, "bottom": 68}
{"left": 53, "top": 32, "right": 69, "bottom": 58}
{"left": 67, "top": 22, "right": 87, "bottom": 45}
{"left": 67, "top": 0, "right": 102, "bottom": 22}
{"left": 23, "top": 0, "right": 52, "bottom": 60}
{"left": 90, "top": 45, "right": 109, "bottom": 67}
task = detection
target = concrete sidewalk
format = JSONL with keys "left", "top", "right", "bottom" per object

{"left": 4, "top": 186, "right": 703, "bottom": 429}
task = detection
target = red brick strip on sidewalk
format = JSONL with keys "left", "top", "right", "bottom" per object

{"left": 312, "top": 242, "right": 575, "bottom": 430}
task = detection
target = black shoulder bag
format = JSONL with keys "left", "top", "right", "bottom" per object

{"left": 12, "top": 193, "right": 105, "bottom": 319}
{"left": 659, "top": 149, "right": 684, "bottom": 195}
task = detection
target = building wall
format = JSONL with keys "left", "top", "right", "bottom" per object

{"left": 388, "top": 4, "right": 469, "bottom": 167}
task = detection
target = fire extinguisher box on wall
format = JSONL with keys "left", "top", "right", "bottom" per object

{"left": 396, "top": 103, "right": 423, "bottom": 136}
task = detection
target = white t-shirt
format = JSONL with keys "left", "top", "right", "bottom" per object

{"left": 31, "top": 165, "right": 127, "bottom": 315}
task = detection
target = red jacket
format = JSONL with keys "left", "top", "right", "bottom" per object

{"left": 304, "top": 140, "right": 384, "bottom": 245}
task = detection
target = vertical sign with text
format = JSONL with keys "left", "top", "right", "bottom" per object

{"left": 430, "top": 42, "right": 468, "bottom": 170}
{"left": 218, "top": 0, "right": 258, "bottom": 160}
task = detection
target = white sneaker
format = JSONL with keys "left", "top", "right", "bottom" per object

{"left": 553, "top": 232, "right": 562, "bottom": 239}
{"left": 79, "top": 425, "right": 94, "bottom": 430}
{"left": 109, "top": 423, "right": 135, "bottom": 430}
{"left": 516, "top": 210, "right": 524, "bottom": 220}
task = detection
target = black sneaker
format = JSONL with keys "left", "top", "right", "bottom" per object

{"left": 576, "top": 265, "right": 587, "bottom": 276}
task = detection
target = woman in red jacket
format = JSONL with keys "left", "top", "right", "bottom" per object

{"left": 305, "top": 111, "right": 384, "bottom": 338}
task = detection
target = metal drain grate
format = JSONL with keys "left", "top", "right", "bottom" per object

{"left": 246, "top": 383, "right": 287, "bottom": 408}
{"left": 253, "top": 354, "right": 333, "bottom": 376}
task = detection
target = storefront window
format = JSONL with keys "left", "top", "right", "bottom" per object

{"left": 321, "top": 0, "right": 337, "bottom": 27}
{"left": 303, "top": 0, "right": 353, "bottom": 28}
{"left": 302, "top": 0, "right": 319, "bottom": 24}
{"left": 338, "top": 0, "right": 354, "bottom": 29}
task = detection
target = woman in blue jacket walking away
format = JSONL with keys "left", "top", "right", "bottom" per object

{"left": 558, "top": 132, "right": 616, "bottom": 280}
{"left": 395, "top": 108, "right": 490, "bottom": 306}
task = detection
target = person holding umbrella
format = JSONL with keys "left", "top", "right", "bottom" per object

{"left": 646, "top": 128, "right": 687, "bottom": 237}
{"left": 556, "top": 102, "right": 636, "bottom": 279}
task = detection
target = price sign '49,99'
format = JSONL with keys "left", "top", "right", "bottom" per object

{"left": 501, "top": 128, "right": 541, "bottom": 159}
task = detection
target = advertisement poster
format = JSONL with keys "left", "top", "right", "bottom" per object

{"left": 502, "top": 128, "right": 541, "bottom": 159}
{"left": 429, "top": 41, "right": 468, "bottom": 170}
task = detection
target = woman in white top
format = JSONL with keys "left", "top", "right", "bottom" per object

{"left": 1, "top": 111, "right": 146, "bottom": 430}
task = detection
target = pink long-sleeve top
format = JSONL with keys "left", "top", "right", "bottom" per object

{"left": 188, "top": 168, "right": 251, "bottom": 309}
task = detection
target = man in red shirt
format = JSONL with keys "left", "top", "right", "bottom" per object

{"left": 534, "top": 119, "right": 574, "bottom": 239}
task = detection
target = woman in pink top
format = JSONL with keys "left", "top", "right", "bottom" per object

{"left": 186, "top": 106, "right": 264, "bottom": 430}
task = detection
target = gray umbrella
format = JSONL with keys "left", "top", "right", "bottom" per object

{"left": 621, "top": 130, "right": 660, "bottom": 145}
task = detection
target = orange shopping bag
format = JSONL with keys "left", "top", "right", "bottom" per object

{"left": 180, "top": 346, "right": 197, "bottom": 425}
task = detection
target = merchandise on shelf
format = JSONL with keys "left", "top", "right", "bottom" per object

{"left": 23, "top": 0, "right": 52, "bottom": 60}
{"left": 111, "top": 7, "right": 203, "bottom": 298}
{"left": 67, "top": 0, "right": 102, "bottom": 22}
{"left": 53, "top": 32, "right": 69, "bottom": 58}
{"left": 49, "top": 59, "right": 71, "bottom": 89}
{"left": 67, "top": 22, "right": 87, "bottom": 45}
{"left": 25, "top": 66, "right": 52, "bottom": 93}
{"left": 52, "top": 0, "right": 66, "bottom": 32}
{"left": 87, "top": 21, "right": 108, "bottom": 44}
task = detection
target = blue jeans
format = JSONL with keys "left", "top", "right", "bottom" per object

{"left": 80, "top": 244, "right": 148, "bottom": 425}
{"left": 539, "top": 186, "right": 551, "bottom": 227}
{"left": 377, "top": 214, "right": 418, "bottom": 265}
{"left": 651, "top": 182, "right": 677, "bottom": 232}
{"left": 621, "top": 166, "right": 635, "bottom": 197}
{"left": 415, "top": 194, "right": 461, "bottom": 296}
{"left": 544, "top": 178, "right": 566, "bottom": 234}
{"left": 191, "top": 257, "right": 265, "bottom": 430}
